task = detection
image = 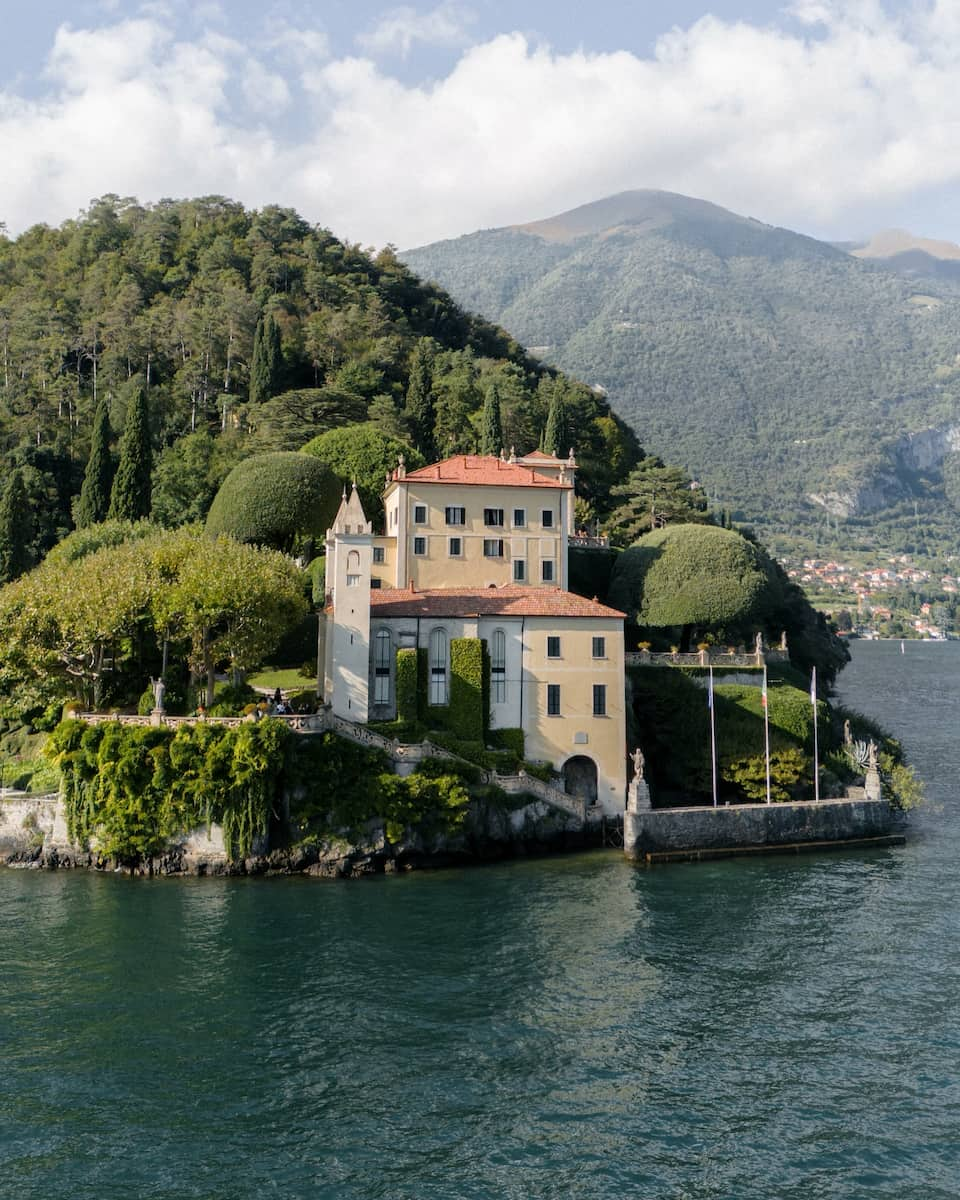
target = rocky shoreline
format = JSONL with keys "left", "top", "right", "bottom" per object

{"left": 1, "top": 792, "right": 608, "bottom": 879}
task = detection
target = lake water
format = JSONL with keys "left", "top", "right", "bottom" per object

{"left": 2, "top": 640, "right": 959, "bottom": 1199}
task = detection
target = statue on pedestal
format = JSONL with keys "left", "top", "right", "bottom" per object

{"left": 151, "top": 676, "right": 165, "bottom": 712}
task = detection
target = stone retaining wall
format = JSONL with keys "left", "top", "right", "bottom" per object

{"left": 624, "top": 797, "right": 898, "bottom": 859}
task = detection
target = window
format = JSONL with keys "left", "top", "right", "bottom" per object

{"left": 429, "top": 628, "right": 448, "bottom": 706}
{"left": 592, "top": 636, "right": 606, "bottom": 658}
{"left": 547, "top": 684, "right": 561, "bottom": 716}
{"left": 373, "top": 630, "right": 391, "bottom": 704}
{"left": 547, "top": 636, "right": 561, "bottom": 658}
{"left": 541, "top": 509, "right": 554, "bottom": 528}
{"left": 373, "top": 546, "right": 385, "bottom": 564}
{"left": 346, "top": 575, "right": 360, "bottom": 587}
{"left": 445, "top": 506, "right": 465, "bottom": 525}
{"left": 513, "top": 559, "right": 525, "bottom": 582}
{"left": 413, "top": 504, "right": 427, "bottom": 523}
{"left": 483, "top": 539, "right": 504, "bottom": 558}
{"left": 492, "top": 629, "right": 506, "bottom": 703}
{"left": 541, "top": 560, "right": 555, "bottom": 582}
{"left": 593, "top": 684, "right": 607, "bottom": 717}
{"left": 513, "top": 508, "right": 526, "bottom": 528}
{"left": 448, "top": 537, "right": 462, "bottom": 557}
{"left": 484, "top": 508, "right": 504, "bottom": 527}
{"left": 413, "top": 536, "right": 427, "bottom": 556}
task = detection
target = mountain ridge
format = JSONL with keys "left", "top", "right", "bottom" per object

{"left": 402, "top": 190, "right": 960, "bottom": 555}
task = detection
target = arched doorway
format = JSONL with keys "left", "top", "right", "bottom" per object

{"left": 563, "top": 756, "right": 598, "bottom": 806}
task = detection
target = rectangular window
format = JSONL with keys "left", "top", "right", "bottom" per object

{"left": 483, "top": 539, "right": 504, "bottom": 558}
{"left": 592, "top": 636, "right": 606, "bottom": 658}
{"left": 513, "top": 508, "right": 526, "bottom": 528}
{"left": 484, "top": 508, "right": 504, "bottom": 527}
{"left": 547, "top": 684, "right": 561, "bottom": 717}
{"left": 547, "top": 636, "right": 561, "bottom": 658}
{"left": 373, "top": 546, "right": 385, "bottom": 564}
{"left": 448, "top": 537, "right": 462, "bottom": 557}
{"left": 513, "top": 559, "right": 525, "bottom": 582}
{"left": 413, "top": 536, "right": 427, "bottom": 556}
{"left": 541, "top": 509, "right": 554, "bottom": 528}
{"left": 413, "top": 504, "right": 427, "bottom": 523}
{"left": 346, "top": 574, "right": 360, "bottom": 587}
{"left": 541, "top": 560, "right": 555, "bottom": 582}
{"left": 593, "top": 684, "right": 607, "bottom": 717}
{"left": 445, "top": 506, "right": 465, "bottom": 525}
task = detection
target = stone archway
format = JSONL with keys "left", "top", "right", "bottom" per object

{"left": 563, "top": 756, "right": 598, "bottom": 806}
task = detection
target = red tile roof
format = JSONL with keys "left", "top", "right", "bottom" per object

{"left": 368, "top": 586, "right": 623, "bottom": 619}
{"left": 398, "top": 454, "right": 571, "bottom": 488}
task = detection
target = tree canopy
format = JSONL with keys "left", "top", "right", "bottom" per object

{"left": 301, "top": 423, "right": 425, "bottom": 523}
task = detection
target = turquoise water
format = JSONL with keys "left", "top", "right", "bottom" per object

{"left": 3, "top": 640, "right": 959, "bottom": 1199}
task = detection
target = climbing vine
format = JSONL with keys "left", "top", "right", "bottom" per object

{"left": 45, "top": 717, "right": 292, "bottom": 862}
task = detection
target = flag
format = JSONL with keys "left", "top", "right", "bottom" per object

{"left": 707, "top": 671, "right": 714, "bottom": 709}
{"left": 810, "top": 666, "right": 817, "bottom": 706}
{"left": 761, "top": 673, "right": 768, "bottom": 709}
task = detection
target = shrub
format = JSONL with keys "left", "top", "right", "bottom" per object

{"left": 395, "top": 649, "right": 419, "bottom": 723}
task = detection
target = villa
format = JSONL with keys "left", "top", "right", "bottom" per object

{"left": 323, "top": 451, "right": 627, "bottom": 815}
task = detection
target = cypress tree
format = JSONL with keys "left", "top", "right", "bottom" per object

{"left": 480, "top": 382, "right": 503, "bottom": 456}
{"left": 0, "top": 469, "right": 34, "bottom": 584}
{"left": 108, "top": 389, "right": 152, "bottom": 521}
{"left": 542, "top": 388, "right": 567, "bottom": 457}
{"left": 76, "top": 399, "right": 114, "bottom": 528}
{"left": 250, "top": 313, "right": 283, "bottom": 404}
{"left": 404, "top": 338, "right": 436, "bottom": 460}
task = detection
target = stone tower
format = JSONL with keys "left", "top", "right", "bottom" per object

{"left": 323, "top": 485, "right": 373, "bottom": 723}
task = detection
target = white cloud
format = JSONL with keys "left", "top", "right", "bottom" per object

{"left": 356, "top": 4, "right": 475, "bottom": 58}
{"left": 3, "top": 5, "right": 960, "bottom": 249}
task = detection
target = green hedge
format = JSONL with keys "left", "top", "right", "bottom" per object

{"left": 488, "top": 727, "right": 524, "bottom": 758}
{"left": 449, "top": 638, "right": 485, "bottom": 742}
{"left": 396, "top": 649, "right": 419, "bottom": 723}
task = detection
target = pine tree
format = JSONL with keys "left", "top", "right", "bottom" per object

{"left": 250, "top": 313, "right": 283, "bottom": 404}
{"left": 0, "top": 469, "right": 34, "bottom": 584}
{"left": 542, "top": 387, "right": 567, "bottom": 457}
{"left": 404, "top": 338, "right": 436, "bottom": 459}
{"left": 480, "top": 382, "right": 503, "bottom": 456}
{"left": 76, "top": 399, "right": 114, "bottom": 528}
{"left": 108, "top": 389, "right": 152, "bottom": 521}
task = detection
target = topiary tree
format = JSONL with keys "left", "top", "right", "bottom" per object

{"left": 205, "top": 452, "right": 340, "bottom": 553}
{"left": 108, "top": 388, "right": 152, "bottom": 521}
{"left": 609, "top": 524, "right": 772, "bottom": 649}
{"left": 75, "top": 398, "right": 114, "bottom": 528}
{"left": 301, "top": 423, "right": 424, "bottom": 523}
{"left": 541, "top": 386, "right": 566, "bottom": 457}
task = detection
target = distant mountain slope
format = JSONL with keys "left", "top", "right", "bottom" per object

{"left": 402, "top": 191, "right": 960, "bottom": 552}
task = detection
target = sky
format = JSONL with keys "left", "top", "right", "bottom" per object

{"left": 1, "top": 0, "right": 959, "bottom": 249}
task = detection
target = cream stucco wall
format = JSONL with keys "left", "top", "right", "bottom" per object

{"left": 521, "top": 616, "right": 626, "bottom": 815}
{"left": 382, "top": 480, "right": 570, "bottom": 590}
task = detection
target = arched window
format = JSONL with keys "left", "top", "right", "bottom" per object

{"left": 429, "top": 628, "right": 448, "bottom": 706}
{"left": 491, "top": 628, "right": 506, "bottom": 703}
{"left": 346, "top": 549, "right": 361, "bottom": 586}
{"left": 373, "top": 629, "right": 391, "bottom": 705}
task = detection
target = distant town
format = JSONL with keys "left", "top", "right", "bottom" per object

{"left": 784, "top": 554, "right": 959, "bottom": 640}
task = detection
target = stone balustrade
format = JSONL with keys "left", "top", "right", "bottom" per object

{"left": 627, "top": 648, "right": 789, "bottom": 670}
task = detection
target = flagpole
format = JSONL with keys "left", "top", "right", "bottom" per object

{"left": 709, "top": 665, "right": 718, "bottom": 808}
{"left": 763, "top": 665, "right": 771, "bottom": 805}
{"left": 811, "top": 665, "right": 820, "bottom": 803}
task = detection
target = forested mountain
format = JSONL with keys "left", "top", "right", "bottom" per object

{"left": 402, "top": 190, "right": 960, "bottom": 555}
{"left": 0, "top": 195, "right": 638, "bottom": 564}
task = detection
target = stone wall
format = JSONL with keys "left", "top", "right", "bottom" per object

{"left": 624, "top": 797, "right": 898, "bottom": 859}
